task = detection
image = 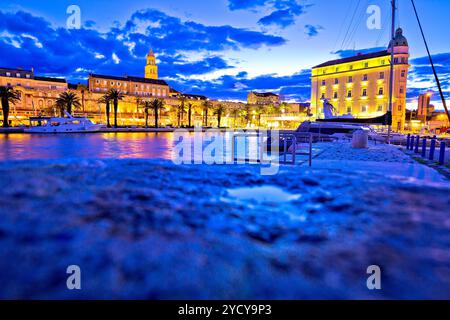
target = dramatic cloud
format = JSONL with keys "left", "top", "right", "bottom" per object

{"left": 0, "top": 9, "right": 285, "bottom": 83}
{"left": 304, "top": 24, "right": 323, "bottom": 38}
{"left": 229, "top": 0, "right": 310, "bottom": 28}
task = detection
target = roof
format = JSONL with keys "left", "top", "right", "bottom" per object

{"left": 312, "top": 50, "right": 389, "bottom": 69}
{"left": 34, "top": 76, "right": 67, "bottom": 83}
{"left": 250, "top": 92, "right": 279, "bottom": 97}
{"left": 0, "top": 67, "right": 33, "bottom": 73}
{"left": 181, "top": 93, "right": 208, "bottom": 100}
{"left": 90, "top": 74, "right": 168, "bottom": 86}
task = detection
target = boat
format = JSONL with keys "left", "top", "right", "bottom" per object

{"left": 25, "top": 111, "right": 104, "bottom": 133}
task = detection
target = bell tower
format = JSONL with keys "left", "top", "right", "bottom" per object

{"left": 145, "top": 49, "right": 158, "bottom": 79}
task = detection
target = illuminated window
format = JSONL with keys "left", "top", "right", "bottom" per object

{"left": 16, "top": 73, "right": 21, "bottom": 77}
{"left": 26, "top": 74, "right": 30, "bottom": 79}
{"left": 362, "top": 106, "right": 368, "bottom": 113}
{"left": 347, "top": 106, "right": 352, "bottom": 113}
{"left": 362, "top": 89, "right": 367, "bottom": 96}
{"left": 6, "top": 72, "right": 11, "bottom": 76}
{"left": 377, "top": 105, "right": 383, "bottom": 112}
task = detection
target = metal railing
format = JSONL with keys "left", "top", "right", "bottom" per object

{"left": 231, "top": 132, "right": 313, "bottom": 166}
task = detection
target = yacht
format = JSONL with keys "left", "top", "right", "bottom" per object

{"left": 25, "top": 112, "right": 104, "bottom": 133}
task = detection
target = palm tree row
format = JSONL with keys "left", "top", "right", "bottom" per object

{"left": 98, "top": 89, "right": 125, "bottom": 128}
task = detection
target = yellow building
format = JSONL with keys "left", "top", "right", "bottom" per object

{"left": 311, "top": 28, "right": 410, "bottom": 131}
{"left": 247, "top": 91, "right": 280, "bottom": 105}
{"left": 145, "top": 49, "right": 158, "bottom": 80}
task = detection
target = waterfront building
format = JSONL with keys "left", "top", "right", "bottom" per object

{"left": 310, "top": 28, "right": 410, "bottom": 132}
{"left": 247, "top": 91, "right": 280, "bottom": 105}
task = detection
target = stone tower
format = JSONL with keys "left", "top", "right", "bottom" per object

{"left": 145, "top": 49, "right": 158, "bottom": 80}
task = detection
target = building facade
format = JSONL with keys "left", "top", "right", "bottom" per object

{"left": 247, "top": 91, "right": 280, "bottom": 105}
{"left": 311, "top": 28, "right": 410, "bottom": 131}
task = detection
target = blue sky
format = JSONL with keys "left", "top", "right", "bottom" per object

{"left": 1, "top": 0, "right": 449, "bottom": 109}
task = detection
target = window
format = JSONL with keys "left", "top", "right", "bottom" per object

{"left": 348, "top": 76, "right": 353, "bottom": 83}
{"left": 401, "top": 57, "right": 406, "bottom": 63}
{"left": 323, "top": 70, "right": 327, "bottom": 74}
{"left": 399, "top": 87, "right": 404, "bottom": 94}
{"left": 26, "top": 74, "right": 30, "bottom": 79}
{"left": 394, "top": 58, "right": 399, "bottom": 64}
{"left": 321, "top": 80, "right": 326, "bottom": 86}
{"left": 334, "top": 78, "right": 339, "bottom": 85}
{"left": 362, "top": 106, "right": 368, "bottom": 113}
{"left": 333, "top": 92, "right": 338, "bottom": 99}
{"left": 347, "top": 91, "right": 352, "bottom": 98}
{"left": 335, "top": 67, "right": 339, "bottom": 72}
{"left": 362, "top": 89, "right": 367, "bottom": 97}
{"left": 364, "top": 62, "right": 369, "bottom": 68}
{"left": 96, "top": 80, "right": 100, "bottom": 84}
{"left": 349, "top": 65, "right": 353, "bottom": 70}
{"left": 377, "top": 105, "right": 383, "bottom": 112}
{"left": 111, "top": 82, "right": 114, "bottom": 85}
{"left": 6, "top": 72, "right": 11, "bottom": 76}
{"left": 347, "top": 107, "right": 352, "bottom": 113}
{"left": 321, "top": 93, "right": 325, "bottom": 99}
{"left": 378, "top": 87, "right": 384, "bottom": 95}
{"left": 381, "top": 59, "right": 385, "bottom": 65}
{"left": 117, "top": 82, "right": 121, "bottom": 86}
{"left": 363, "top": 74, "right": 368, "bottom": 81}
{"left": 379, "top": 72, "right": 385, "bottom": 79}
{"left": 16, "top": 73, "right": 21, "bottom": 77}
{"left": 401, "top": 70, "right": 406, "bottom": 78}
{"left": 398, "top": 104, "right": 403, "bottom": 112}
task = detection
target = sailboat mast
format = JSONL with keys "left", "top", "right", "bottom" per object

{"left": 387, "top": 0, "right": 396, "bottom": 143}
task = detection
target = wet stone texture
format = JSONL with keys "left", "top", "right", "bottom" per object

{"left": 0, "top": 143, "right": 449, "bottom": 299}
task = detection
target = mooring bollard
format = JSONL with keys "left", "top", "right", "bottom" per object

{"left": 429, "top": 136, "right": 437, "bottom": 161}
{"left": 406, "top": 134, "right": 411, "bottom": 150}
{"left": 415, "top": 136, "right": 420, "bottom": 153}
{"left": 421, "top": 138, "right": 427, "bottom": 158}
{"left": 439, "top": 141, "right": 446, "bottom": 165}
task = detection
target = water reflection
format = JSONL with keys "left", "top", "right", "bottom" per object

{"left": 0, "top": 133, "right": 175, "bottom": 161}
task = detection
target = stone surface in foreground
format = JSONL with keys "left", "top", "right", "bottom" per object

{"left": 0, "top": 145, "right": 449, "bottom": 299}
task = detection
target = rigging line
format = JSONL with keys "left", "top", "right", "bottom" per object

{"left": 343, "top": 0, "right": 369, "bottom": 50}
{"left": 340, "top": 0, "right": 362, "bottom": 50}
{"left": 332, "top": 0, "right": 356, "bottom": 52}
{"left": 410, "top": 0, "right": 449, "bottom": 121}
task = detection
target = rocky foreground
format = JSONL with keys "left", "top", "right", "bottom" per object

{"left": 0, "top": 143, "right": 449, "bottom": 299}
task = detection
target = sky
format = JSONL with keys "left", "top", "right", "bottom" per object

{"left": 1, "top": 0, "right": 449, "bottom": 109}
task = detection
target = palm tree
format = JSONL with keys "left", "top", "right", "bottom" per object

{"left": 140, "top": 101, "right": 152, "bottom": 128}
{"left": 254, "top": 105, "right": 266, "bottom": 127}
{"left": 0, "top": 86, "right": 21, "bottom": 127}
{"left": 107, "top": 89, "right": 125, "bottom": 128}
{"left": 202, "top": 100, "right": 211, "bottom": 127}
{"left": 178, "top": 97, "right": 187, "bottom": 127}
{"left": 98, "top": 94, "right": 112, "bottom": 128}
{"left": 151, "top": 99, "right": 164, "bottom": 128}
{"left": 214, "top": 104, "right": 226, "bottom": 128}
{"left": 187, "top": 103, "right": 193, "bottom": 127}
{"left": 55, "top": 92, "right": 81, "bottom": 117}
{"left": 244, "top": 104, "right": 252, "bottom": 126}
{"left": 230, "top": 107, "right": 240, "bottom": 128}
{"left": 267, "top": 103, "right": 281, "bottom": 116}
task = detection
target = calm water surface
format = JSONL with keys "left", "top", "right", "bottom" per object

{"left": 0, "top": 133, "right": 178, "bottom": 161}
{"left": 0, "top": 132, "right": 258, "bottom": 161}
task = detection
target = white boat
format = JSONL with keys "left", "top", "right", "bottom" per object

{"left": 25, "top": 112, "right": 104, "bottom": 133}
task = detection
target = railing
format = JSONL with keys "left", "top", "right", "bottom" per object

{"left": 231, "top": 132, "right": 313, "bottom": 166}
{"left": 406, "top": 134, "right": 447, "bottom": 165}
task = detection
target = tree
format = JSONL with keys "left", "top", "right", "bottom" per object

{"left": 178, "top": 97, "right": 187, "bottom": 127}
{"left": 187, "top": 102, "right": 193, "bottom": 127}
{"left": 98, "top": 94, "right": 112, "bottom": 128}
{"left": 0, "top": 86, "right": 21, "bottom": 128}
{"left": 202, "top": 100, "right": 211, "bottom": 127}
{"left": 213, "top": 104, "right": 226, "bottom": 128}
{"left": 254, "top": 105, "right": 266, "bottom": 127}
{"left": 243, "top": 104, "right": 252, "bottom": 126}
{"left": 230, "top": 107, "right": 240, "bottom": 128}
{"left": 151, "top": 99, "right": 164, "bottom": 128}
{"left": 107, "top": 89, "right": 125, "bottom": 128}
{"left": 141, "top": 101, "right": 152, "bottom": 128}
{"left": 55, "top": 92, "right": 81, "bottom": 117}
